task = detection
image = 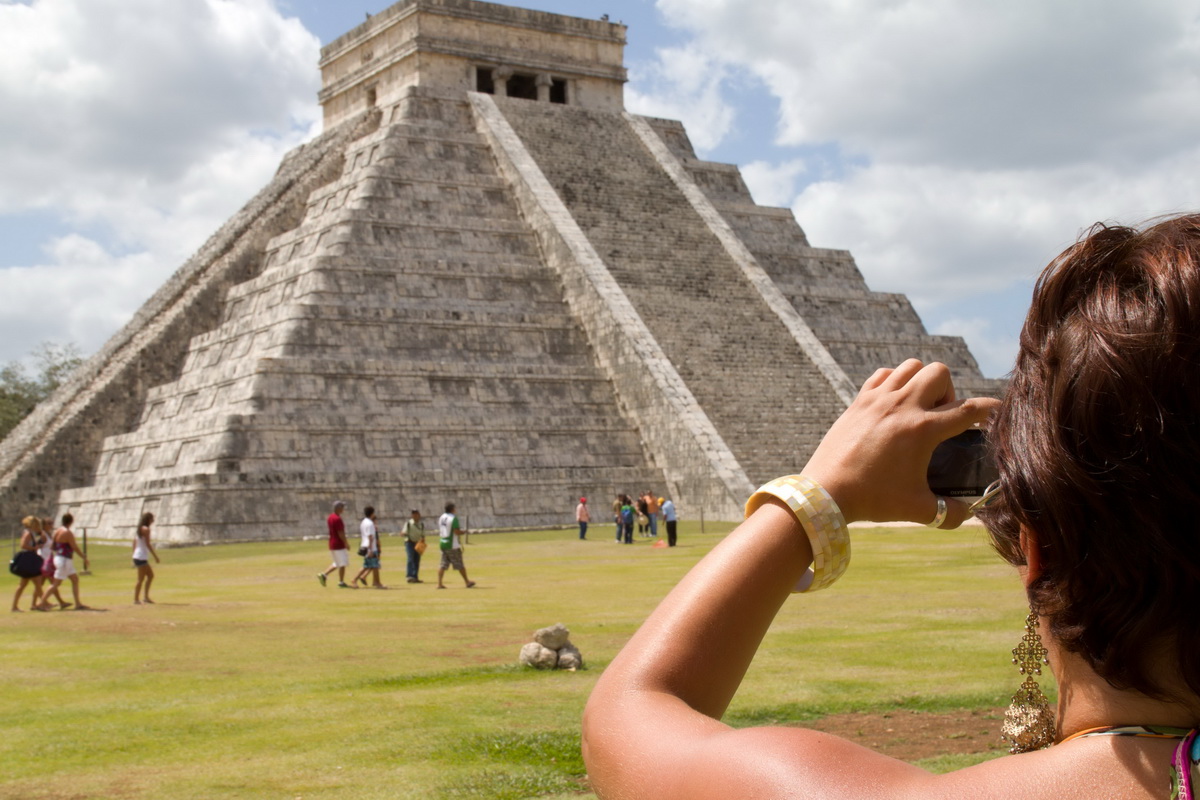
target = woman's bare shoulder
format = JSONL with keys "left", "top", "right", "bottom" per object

{"left": 658, "top": 726, "right": 1169, "bottom": 800}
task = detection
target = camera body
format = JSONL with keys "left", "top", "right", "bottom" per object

{"left": 927, "top": 429, "right": 998, "bottom": 501}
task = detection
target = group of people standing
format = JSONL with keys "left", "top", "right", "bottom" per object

{"left": 606, "top": 491, "right": 677, "bottom": 546}
{"left": 10, "top": 511, "right": 160, "bottom": 612}
{"left": 317, "top": 501, "right": 476, "bottom": 590}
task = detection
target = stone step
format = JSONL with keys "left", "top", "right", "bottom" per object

{"left": 223, "top": 254, "right": 558, "bottom": 305}
{"left": 498, "top": 98, "right": 850, "bottom": 485}
{"left": 106, "top": 418, "right": 647, "bottom": 477}
{"left": 141, "top": 355, "right": 621, "bottom": 413}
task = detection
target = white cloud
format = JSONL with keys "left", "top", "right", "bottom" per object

{"left": 740, "top": 159, "right": 809, "bottom": 207}
{"left": 657, "top": 0, "right": 1200, "bottom": 169}
{"left": 792, "top": 152, "right": 1200, "bottom": 308}
{"left": 932, "top": 316, "right": 1019, "bottom": 380}
{"left": 649, "top": 0, "right": 1200, "bottom": 376}
{"left": 0, "top": 235, "right": 165, "bottom": 364}
{"left": 626, "top": 43, "right": 736, "bottom": 153}
{"left": 0, "top": 0, "right": 320, "bottom": 362}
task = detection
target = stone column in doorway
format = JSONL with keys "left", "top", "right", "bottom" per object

{"left": 493, "top": 66, "right": 513, "bottom": 96}
{"left": 536, "top": 73, "right": 553, "bottom": 102}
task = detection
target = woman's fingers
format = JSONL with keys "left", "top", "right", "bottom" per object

{"left": 907, "top": 361, "right": 956, "bottom": 407}
{"left": 929, "top": 394, "right": 1001, "bottom": 431}
{"left": 807, "top": 361, "right": 1003, "bottom": 525}
{"left": 861, "top": 366, "right": 895, "bottom": 391}
{"left": 878, "top": 358, "right": 925, "bottom": 390}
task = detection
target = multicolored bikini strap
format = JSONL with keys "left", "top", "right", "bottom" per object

{"left": 1171, "top": 728, "right": 1199, "bottom": 800}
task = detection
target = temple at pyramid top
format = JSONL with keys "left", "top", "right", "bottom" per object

{"left": 319, "top": 0, "right": 628, "bottom": 128}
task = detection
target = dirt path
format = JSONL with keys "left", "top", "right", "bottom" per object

{"left": 801, "top": 708, "right": 1004, "bottom": 762}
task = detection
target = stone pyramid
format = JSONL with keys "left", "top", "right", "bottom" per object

{"left": 0, "top": 0, "right": 1002, "bottom": 543}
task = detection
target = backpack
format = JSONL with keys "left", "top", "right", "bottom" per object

{"left": 620, "top": 506, "right": 634, "bottom": 524}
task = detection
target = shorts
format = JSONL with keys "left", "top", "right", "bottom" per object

{"left": 440, "top": 548, "right": 464, "bottom": 571}
{"left": 133, "top": 558, "right": 149, "bottom": 567}
{"left": 363, "top": 556, "right": 380, "bottom": 569}
{"left": 53, "top": 555, "right": 76, "bottom": 581}
{"left": 329, "top": 548, "right": 349, "bottom": 568}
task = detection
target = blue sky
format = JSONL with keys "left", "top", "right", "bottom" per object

{"left": 4, "top": 0, "right": 1200, "bottom": 379}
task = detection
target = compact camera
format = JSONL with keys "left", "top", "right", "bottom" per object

{"left": 926, "top": 429, "right": 998, "bottom": 501}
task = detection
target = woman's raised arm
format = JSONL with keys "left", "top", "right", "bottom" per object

{"left": 581, "top": 361, "right": 999, "bottom": 799}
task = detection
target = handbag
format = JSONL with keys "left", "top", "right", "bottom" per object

{"left": 414, "top": 539, "right": 427, "bottom": 555}
{"left": 357, "top": 546, "right": 368, "bottom": 557}
{"left": 9, "top": 550, "right": 43, "bottom": 579}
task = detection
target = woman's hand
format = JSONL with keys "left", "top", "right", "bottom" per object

{"left": 802, "top": 359, "right": 1000, "bottom": 528}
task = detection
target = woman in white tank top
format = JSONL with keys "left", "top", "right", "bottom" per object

{"left": 132, "top": 512, "right": 160, "bottom": 604}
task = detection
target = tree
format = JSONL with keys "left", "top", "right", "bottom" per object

{"left": 0, "top": 342, "right": 85, "bottom": 442}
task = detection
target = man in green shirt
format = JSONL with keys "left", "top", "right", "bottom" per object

{"left": 437, "top": 503, "right": 476, "bottom": 589}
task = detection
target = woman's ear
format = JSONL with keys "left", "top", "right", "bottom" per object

{"left": 1019, "top": 525, "right": 1042, "bottom": 587}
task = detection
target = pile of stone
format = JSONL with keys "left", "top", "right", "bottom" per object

{"left": 519, "top": 623, "right": 583, "bottom": 671}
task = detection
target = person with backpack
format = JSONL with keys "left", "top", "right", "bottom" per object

{"left": 620, "top": 496, "right": 635, "bottom": 544}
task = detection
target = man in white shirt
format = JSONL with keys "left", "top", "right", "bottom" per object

{"left": 437, "top": 502, "right": 476, "bottom": 589}
{"left": 661, "top": 497, "right": 678, "bottom": 547}
{"left": 351, "top": 506, "right": 384, "bottom": 588}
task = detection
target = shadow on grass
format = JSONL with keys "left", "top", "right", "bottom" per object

{"left": 725, "top": 690, "right": 1010, "bottom": 728}
{"left": 362, "top": 662, "right": 595, "bottom": 691}
{"left": 435, "top": 729, "right": 588, "bottom": 799}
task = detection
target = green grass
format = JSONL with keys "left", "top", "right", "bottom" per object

{"left": 0, "top": 522, "right": 1038, "bottom": 798}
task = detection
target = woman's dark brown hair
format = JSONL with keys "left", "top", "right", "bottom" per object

{"left": 980, "top": 213, "right": 1200, "bottom": 700}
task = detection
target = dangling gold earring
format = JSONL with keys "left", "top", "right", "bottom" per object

{"left": 1000, "top": 610, "right": 1056, "bottom": 753}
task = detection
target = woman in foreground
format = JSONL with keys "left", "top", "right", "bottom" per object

{"left": 583, "top": 214, "right": 1200, "bottom": 799}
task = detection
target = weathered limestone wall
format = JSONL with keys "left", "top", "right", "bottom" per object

{"left": 470, "top": 92, "right": 751, "bottom": 520}
{"left": 495, "top": 98, "right": 853, "bottom": 487}
{"left": 625, "top": 112, "right": 857, "bottom": 408}
{"left": 60, "top": 88, "right": 664, "bottom": 543}
{"left": 642, "top": 117, "right": 1005, "bottom": 399}
{"left": 320, "top": 0, "right": 627, "bottom": 128}
{"left": 494, "top": 100, "right": 854, "bottom": 489}
{"left": 0, "top": 111, "right": 379, "bottom": 535}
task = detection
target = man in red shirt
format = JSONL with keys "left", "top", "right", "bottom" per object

{"left": 317, "top": 501, "right": 351, "bottom": 588}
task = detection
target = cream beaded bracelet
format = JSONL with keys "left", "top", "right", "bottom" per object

{"left": 744, "top": 475, "right": 850, "bottom": 592}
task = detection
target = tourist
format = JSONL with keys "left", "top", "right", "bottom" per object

{"left": 436, "top": 502, "right": 475, "bottom": 589}
{"left": 635, "top": 494, "right": 649, "bottom": 536}
{"left": 619, "top": 495, "right": 634, "bottom": 544}
{"left": 644, "top": 491, "right": 659, "bottom": 540}
{"left": 584, "top": 214, "right": 1200, "bottom": 798}
{"left": 132, "top": 512, "right": 161, "bottom": 604}
{"left": 612, "top": 494, "right": 623, "bottom": 542}
{"left": 352, "top": 506, "right": 385, "bottom": 589}
{"left": 44, "top": 513, "right": 89, "bottom": 610}
{"left": 10, "top": 516, "right": 45, "bottom": 612}
{"left": 660, "top": 495, "right": 677, "bottom": 547}
{"left": 317, "top": 501, "right": 351, "bottom": 588}
{"left": 575, "top": 497, "right": 590, "bottom": 540}
{"left": 36, "top": 516, "right": 66, "bottom": 609}
{"left": 403, "top": 509, "right": 426, "bottom": 583}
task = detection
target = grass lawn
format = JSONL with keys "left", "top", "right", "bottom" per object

{"left": 1, "top": 521, "right": 1041, "bottom": 799}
